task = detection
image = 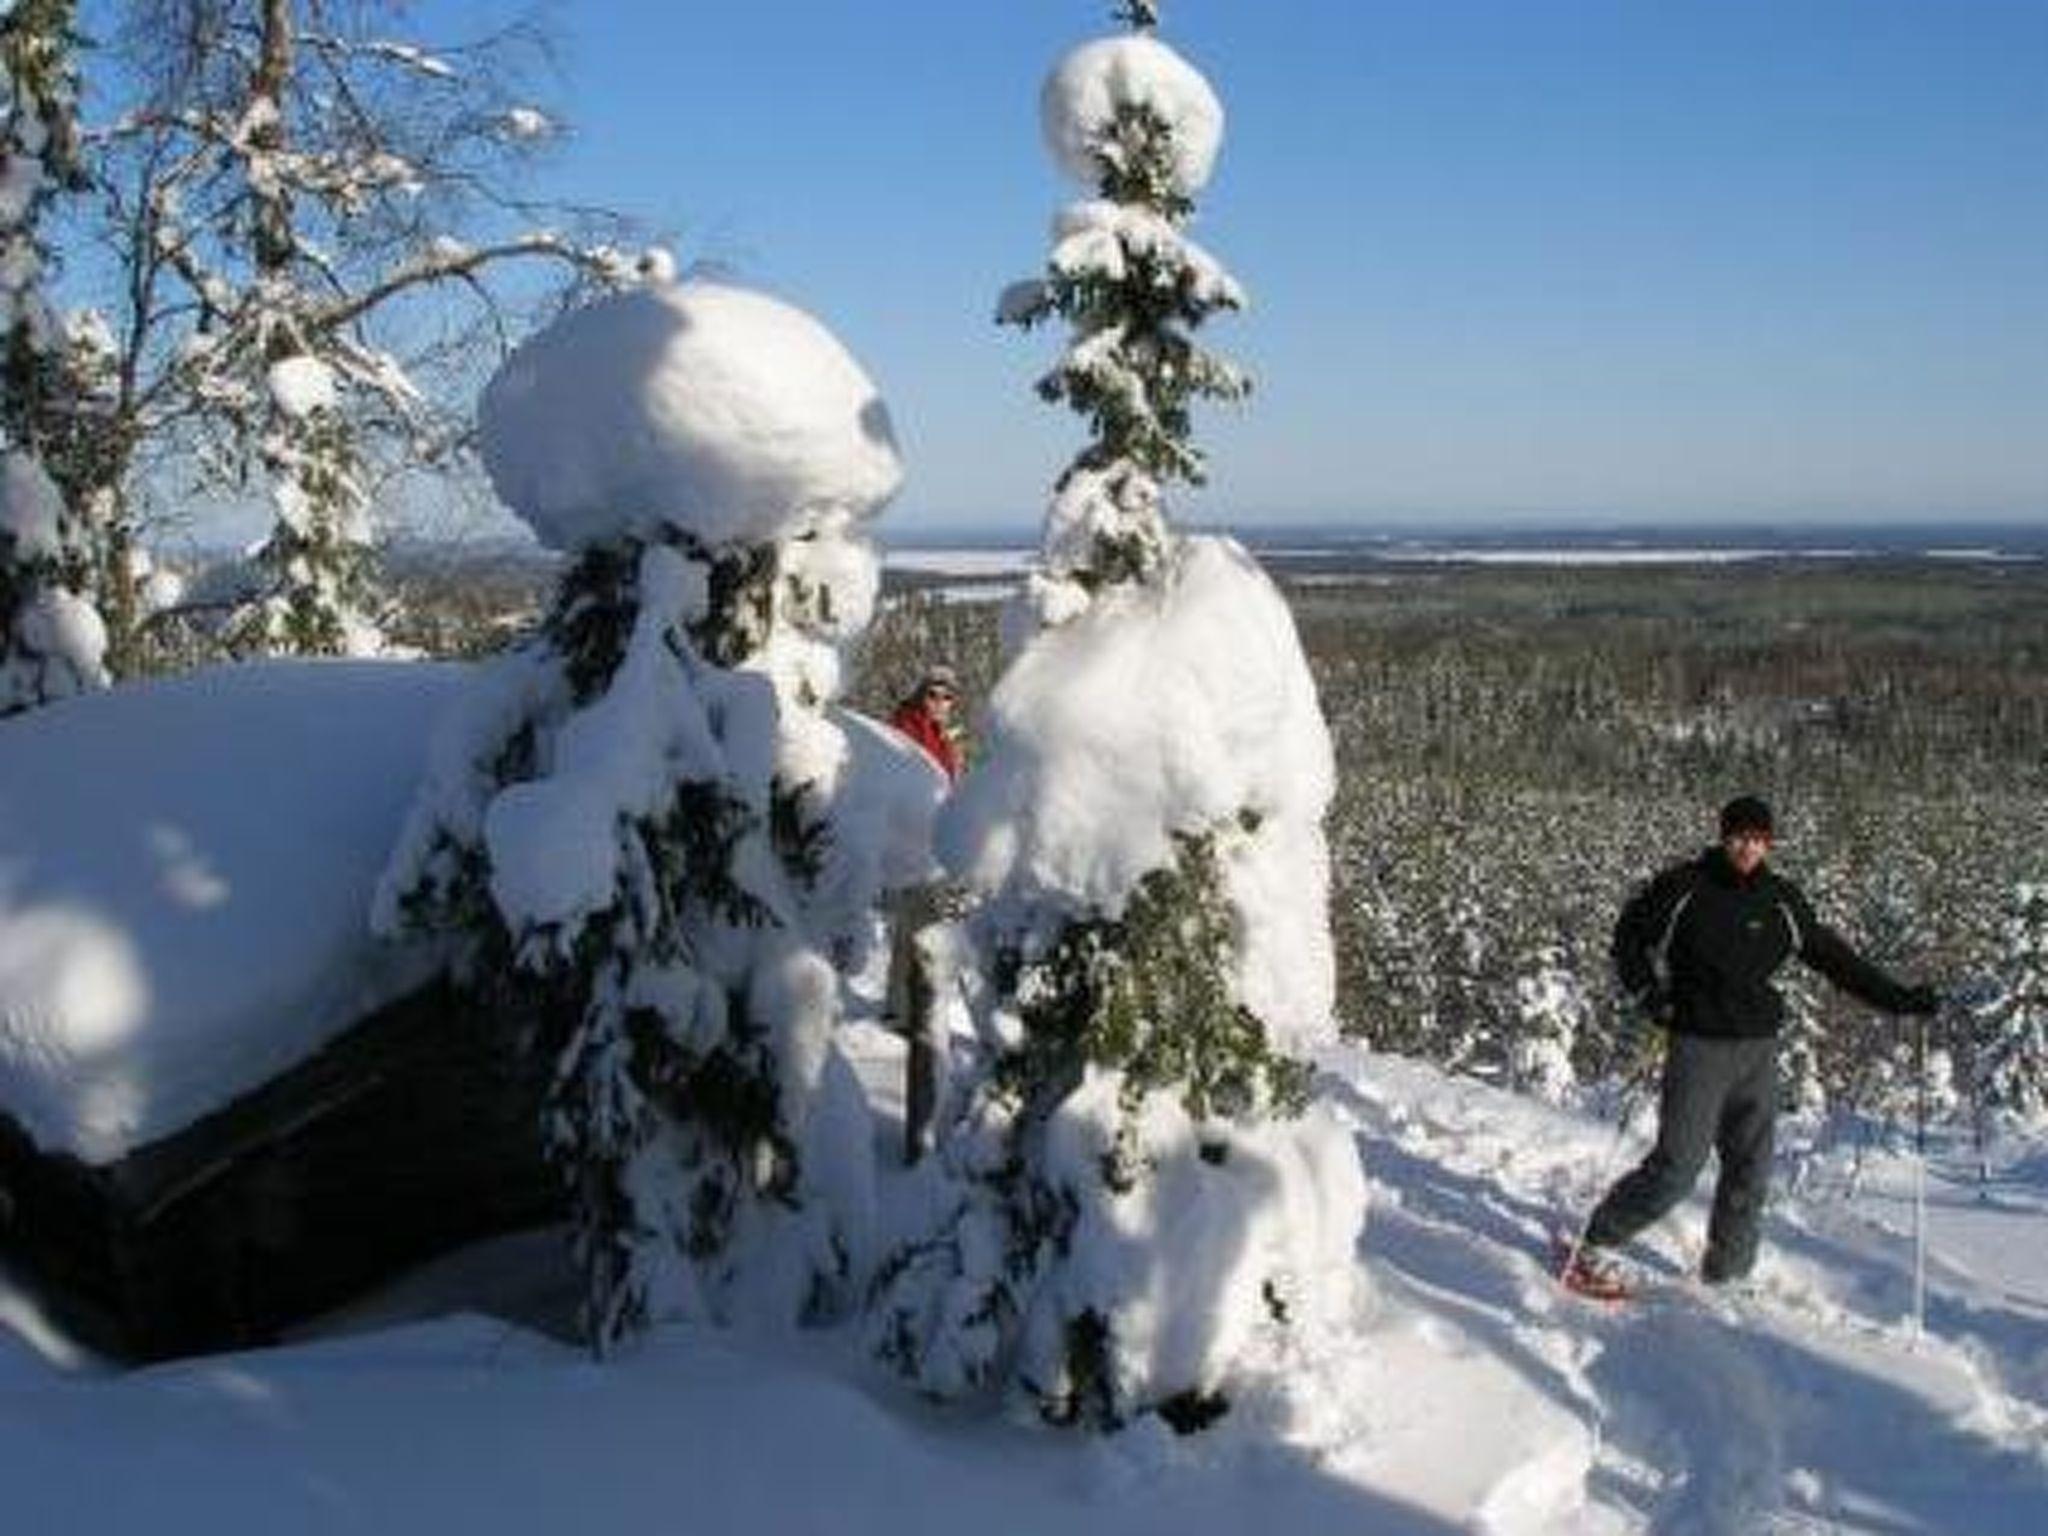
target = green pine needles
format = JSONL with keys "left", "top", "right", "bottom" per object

{"left": 999, "top": 7, "right": 1247, "bottom": 591}
{"left": 1114, "top": 1, "right": 1162, "bottom": 33}
{"left": 382, "top": 528, "right": 851, "bottom": 1352}
{"left": 231, "top": 403, "right": 378, "bottom": 657}
{"left": 1002, "top": 98, "right": 1249, "bottom": 492}
{"left": 1004, "top": 829, "right": 1313, "bottom": 1173}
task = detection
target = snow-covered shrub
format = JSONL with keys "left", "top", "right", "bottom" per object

{"left": 376, "top": 278, "right": 921, "bottom": 1350}
{"left": 1774, "top": 969, "right": 1831, "bottom": 1125}
{"left": 868, "top": 7, "right": 1363, "bottom": 1432}
{"left": 1508, "top": 950, "right": 1586, "bottom": 1104}
{"left": 1974, "top": 883, "right": 2048, "bottom": 1134}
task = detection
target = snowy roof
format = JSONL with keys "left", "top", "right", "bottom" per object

{"left": 477, "top": 280, "right": 904, "bottom": 552}
{"left": 0, "top": 661, "right": 465, "bottom": 1164}
{"left": 1041, "top": 34, "right": 1224, "bottom": 195}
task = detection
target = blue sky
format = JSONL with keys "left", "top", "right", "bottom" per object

{"left": 457, "top": 2, "right": 2047, "bottom": 530}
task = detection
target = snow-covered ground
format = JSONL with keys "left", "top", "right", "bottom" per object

{"left": 5, "top": 1035, "right": 2042, "bottom": 1534}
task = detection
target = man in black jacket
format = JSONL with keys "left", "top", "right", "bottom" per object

{"left": 1567, "top": 795, "right": 1939, "bottom": 1291}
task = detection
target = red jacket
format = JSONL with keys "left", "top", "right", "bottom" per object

{"left": 891, "top": 700, "right": 961, "bottom": 781}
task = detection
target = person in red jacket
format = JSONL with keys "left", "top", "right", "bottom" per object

{"left": 890, "top": 665, "right": 963, "bottom": 781}
{"left": 885, "top": 663, "right": 965, "bottom": 1162}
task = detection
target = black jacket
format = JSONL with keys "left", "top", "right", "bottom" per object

{"left": 1613, "top": 846, "right": 1931, "bottom": 1039}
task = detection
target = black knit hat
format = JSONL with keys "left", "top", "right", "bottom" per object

{"left": 1719, "top": 795, "right": 1775, "bottom": 839}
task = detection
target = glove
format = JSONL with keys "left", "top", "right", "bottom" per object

{"left": 1900, "top": 984, "right": 1940, "bottom": 1017}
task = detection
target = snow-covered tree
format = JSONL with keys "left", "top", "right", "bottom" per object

{"left": 72, "top": 0, "right": 642, "bottom": 664}
{"left": 1778, "top": 969, "right": 1830, "bottom": 1125}
{"left": 1432, "top": 886, "right": 1499, "bottom": 1075}
{"left": 991, "top": 3, "right": 1247, "bottom": 599}
{"left": 376, "top": 278, "right": 917, "bottom": 1351}
{"left": 1975, "top": 883, "right": 2048, "bottom": 1133}
{"left": 1, "top": 0, "right": 107, "bottom": 712}
{"left": 868, "top": 6, "right": 1362, "bottom": 1432}
{"left": 1508, "top": 949, "right": 1586, "bottom": 1104}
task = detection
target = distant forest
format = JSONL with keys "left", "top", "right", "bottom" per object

{"left": 858, "top": 556, "right": 2048, "bottom": 1129}
{"left": 394, "top": 549, "right": 2048, "bottom": 1132}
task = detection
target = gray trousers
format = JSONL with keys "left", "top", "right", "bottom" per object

{"left": 1584, "top": 1032, "right": 1778, "bottom": 1282}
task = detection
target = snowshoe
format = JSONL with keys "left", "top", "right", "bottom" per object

{"left": 1551, "top": 1233, "right": 1632, "bottom": 1302}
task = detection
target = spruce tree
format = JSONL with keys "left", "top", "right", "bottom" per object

{"left": 1, "top": 0, "right": 106, "bottom": 712}
{"left": 993, "top": 5, "right": 1246, "bottom": 600}
{"left": 1771, "top": 966, "right": 1827, "bottom": 1123}
{"left": 378, "top": 279, "right": 900, "bottom": 1350}
{"left": 1975, "top": 883, "right": 2048, "bottom": 1135}
{"left": 1508, "top": 948, "right": 1585, "bottom": 1103}
{"left": 870, "top": 3, "right": 1360, "bottom": 1432}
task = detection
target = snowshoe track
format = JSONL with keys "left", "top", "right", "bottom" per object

{"left": 1318, "top": 1047, "right": 2048, "bottom": 1532}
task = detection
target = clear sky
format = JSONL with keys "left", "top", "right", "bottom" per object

{"left": 452, "top": 1, "right": 2048, "bottom": 532}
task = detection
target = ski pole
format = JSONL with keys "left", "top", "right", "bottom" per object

{"left": 1906, "top": 984, "right": 1998, "bottom": 1338}
{"left": 1556, "top": 1035, "right": 1660, "bottom": 1282}
{"left": 1912, "top": 1005, "right": 1927, "bottom": 1340}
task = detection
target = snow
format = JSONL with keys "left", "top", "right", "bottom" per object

{"left": 365, "top": 40, "right": 455, "bottom": 80}
{"left": 266, "top": 354, "right": 337, "bottom": 418}
{"left": 499, "top": 106, "right": 554, "bottom": 141}
{"left": 1, "top": 662, "right": 2042, "bottom": 1521}
{"left": 5, "top": 585, "right": 107, "bottom": 692}
{"left": 6, "top": 1040, "right": 2046, "bottom": 1532}
{"left": 942, "top": 534, "right": 1336, "bottom": 1051}
{"left": 1042, "top": 35, "right": 1224, "bottom": 196}
{"left": 1037, "top": 459, "right": 1167, "bottom": 595}
{"left": 1026, "top": 1068, "right": 1367, "bottom": 1410}
{"left": 881, "top": 546, "right": 1034, "bottom": 578}
{"left": 477, "top": 280, "right": 903, "bottom": 552}
{"left": 813, "top": 706, "right": 948, "bottom": 922}
{"left": 1, "top": 451, "right": 64, "bottom": 558}
{"left": 0, "top": 661, "right": 464, "bottom": 1162}
{"left": 1050, "top": 199, "right": 1245, "bottom": 309}
{"left": 0, "top": 149, "right": 46, "bottom": 224}
{"left": 476, "top": 546, "right": 724, "bottom": 941}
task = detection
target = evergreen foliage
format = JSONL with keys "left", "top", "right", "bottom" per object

{"left": 836, "top": 560, "right": 2047, "bottom": 1140}
{"left": 1004, "top": 829, "right": 1315, "bottom": 1160}
{"left": 1507, "top": 948, "right": 1586, "bottom": 1104}
{"left": 380, "top": 529, "right": 870, "bottom": 1352}
{"left": 1, "top": 0, "right": 106, "bottom": 712}
{"left": 1306, "top": 560, "right": 2048, "bottom": 1119}
{"left": 1777, "top": 970, "right": 1829, "bottom": 1123}
{"left": 1975, "top": 884, "right": 2048, "bottom": 1132}
{"left": 996, "top": 2, "right": 1245, "bottom": 589}
{"left": 867, "top": 5, "right": 1353, "bottom": 1437}
{"left": 223, "top": 357, "right": 381, "bottom": 656}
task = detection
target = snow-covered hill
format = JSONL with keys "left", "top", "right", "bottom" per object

{"left": 4, "top": 1039, "right": 2043, "bottom": 1534}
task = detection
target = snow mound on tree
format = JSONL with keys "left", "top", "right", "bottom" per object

{"left": 478, "top": 280, "right": 903, "bottom": 552}
{"left": 1027, "top": 1067, "right": 1367, "bottom": 1413}
{"left": 1041, "top": 34, "right": 1224, "bottom": 195}
{"left": 0, "top": 662, "right": 463, "bottom": 1162}
{"left": 940, "top": 535, "right": 1336, "bottom": 1052}
{"left": 2, "top": 453, "right": 65, "bottom": 559}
